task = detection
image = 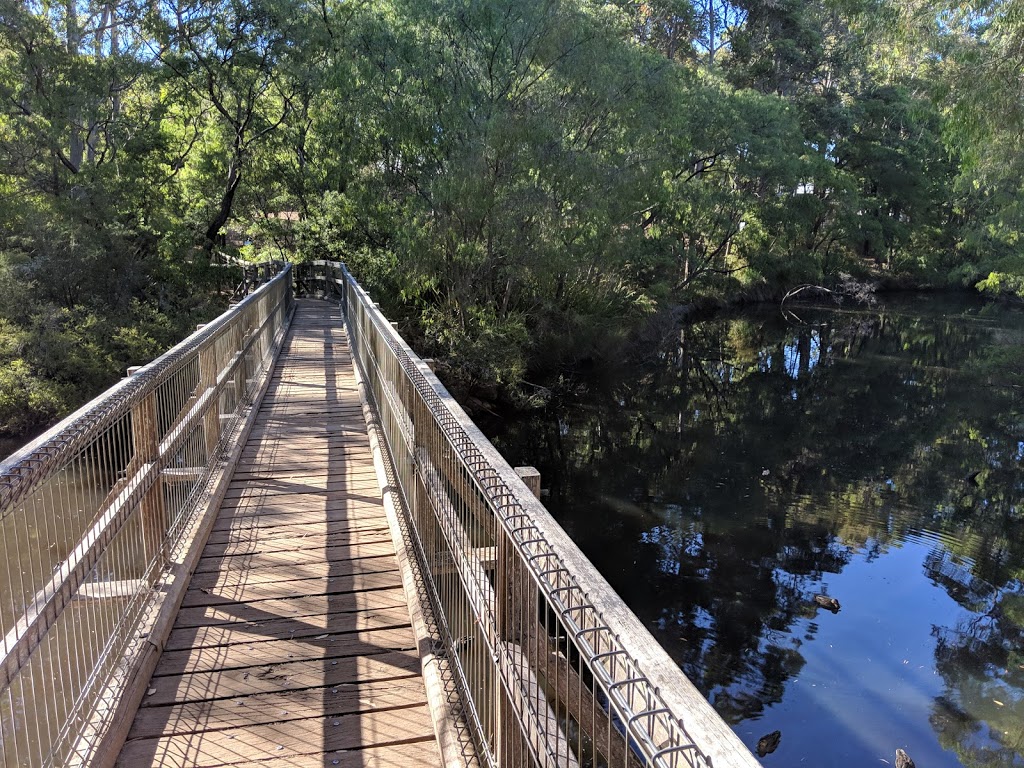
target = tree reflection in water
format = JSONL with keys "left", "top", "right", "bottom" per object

{"left": 486, "top": 295, "right": 1024, "bottom": 767}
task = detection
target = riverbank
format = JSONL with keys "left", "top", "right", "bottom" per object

{"left": 458, "top": 275, "right": 989, "bottom": 419}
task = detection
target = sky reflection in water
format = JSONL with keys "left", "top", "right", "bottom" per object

{"left": 486, "top": 295, "right": 1024, "bottom": 767}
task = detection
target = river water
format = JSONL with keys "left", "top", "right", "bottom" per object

{"left": 486, "top": 295, "right": 1024, "bottom": 767}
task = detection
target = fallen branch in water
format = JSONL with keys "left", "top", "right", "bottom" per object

{"left": 781, "top": 273, "right": 878, "bottom": 308}
{"left": 781, "top": 284, "right": 837, "bottom": 304}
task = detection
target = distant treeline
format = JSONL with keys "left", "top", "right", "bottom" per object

{"left": 1, "top": 0, "right": 1022, "bottom": 435}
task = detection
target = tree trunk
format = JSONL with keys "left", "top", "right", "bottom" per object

{"left": 86, "top": 6, "right": 110, "bottom": 165}
{"left": 707, "top": 0, "right": 717, "bottom": 66}
{"left": 67, "top": 0, "right": 83, "bottom": 171}
{"left": 109, "top": 5, "right": 121, "bottom": 160}
{"left": 204, "top": 155, "right": 243, "bottom": 251}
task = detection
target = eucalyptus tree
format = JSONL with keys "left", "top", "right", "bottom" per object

{"left": 691, "top": 0, "right": 746, "bottom": 66}
{"left": 146, "top": 0, "right": 309, "bottom": 251}
{"left": 611, "top": 0, "right": 699, "bottom": 61}
{"left": 0, "top": 0, "right": 151, "bottom": 187}
{"left": 322, "top": 0, "right": 700, "bottom": 392}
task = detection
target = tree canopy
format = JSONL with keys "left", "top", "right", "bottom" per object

{"left": 1, "top": 0, "right": 1022, "bottom": 434}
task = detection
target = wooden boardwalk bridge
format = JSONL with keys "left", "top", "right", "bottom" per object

{"left": 116, "top": 301, "right": 438, "bottom": 766}
{"left": 0, "top": 263, "right": 760, "bottom": 768}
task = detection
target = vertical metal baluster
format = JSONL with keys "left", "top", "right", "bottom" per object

{"left": 43, "top": 468, "right": 67, "bottom": 757}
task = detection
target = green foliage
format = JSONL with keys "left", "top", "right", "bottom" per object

{"left": 0, "top": 359, "right": 66, "bottom": 435}
{"left": 421, "top": 303, "right": 530, "bottom": 395}
{"left": 976, "top": 271, "right": 1024, "bottom": 300}
{"left": 1, "top": 0, "right": 1023, "bottom": 435}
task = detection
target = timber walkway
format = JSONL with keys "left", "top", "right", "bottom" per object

{"left": 115, "top": 301, "right": 438, "bottom": 766}
{"left": 0, "top": 262, "right": 762, "bottom": 768}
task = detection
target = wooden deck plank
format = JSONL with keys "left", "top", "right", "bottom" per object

{"left": 212, "top": 502, "right": 388, "bottom": 523}
{"left": 198, "top": 523, "right": 393, "bottom": 548}
{"left": 118, "top": 705, "right": 435, "bottom": 767}
{"left": 240, "top": 435, "right": 371, "bottom": 449}
{"left": 219, "top": 477, "right": 383, "bottom": 500}
{"left": 140, "top": 650, "right": 422, "bottom": 706}
{"left": 180, "top": 571, "right": 405, "bottom": 607}
{"left": 163, "top": 605, "right": 415, "bottom": 652}
{"left": 222, "top": 467, "right": 381, "bottom": 483}
{"left": 201, "top": 527, "right": 394, "bottom": 554}
{"left": 248, "top": 409, "right": 365, "bottom": 421}
{"left": 209, "top": 509, "right": 391, "bottom": 533}
{"left": 227, "top": 471, "right": 378, "bottom": 484}
{"left": 189, "top": 553, "right": 399, "bottom": 585}
{"left": 172, "top": 587, "right": 410, "bottom": 630}
{"left": 153, "top": 627, "right": 415, "bottom": 680}
{"left": 129, "top": 678, "right": 429, "bottom": 739}
{"left": 228, "top": 467, "right": 379, "bottom": 481}
{"left": 215, "top": 490, "right": 385, "bottom": 510}
{"left": 120, "top": 741, "right": 437, "bottom": 768}
{"left": 193, "top": 543, "right": 398, "bottom": 573}
{"left": 119, "top": 300, "right": 437, "bottom": 767}
{"left": 237, "top": 445, "right": 372, "bottom": 460}
{"left": 228, "top": 465, "right": 379, "bottom": 481}
{"left": 235, "top": 448, "right": 374, "bottom": 463}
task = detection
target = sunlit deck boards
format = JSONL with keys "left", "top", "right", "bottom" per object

{"left": 117, "top": 300, "right": 439, "bottom": 768}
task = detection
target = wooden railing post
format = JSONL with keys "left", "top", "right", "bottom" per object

{"left": 494, "top": 527, "right": 515, "bottom": 765}
{"left": 199, "top": 343, "right": 221, "bottom": 462}
{"left": 514, "top": 467, "right": 541, "bottom": 500}
{"left": 239, "top": 308, "right": 254, "bottom": 396}
{"left": 231, "top": 314, "right": 246, "bottom": 407}
{"left": 506, "top": 467, "right": 541, "bottom": 654}
{"left": 131, "top": 392, "right": 166, "bottom": 575}
{"left": 411, "top": 396, "right": 438, "bottom": 573}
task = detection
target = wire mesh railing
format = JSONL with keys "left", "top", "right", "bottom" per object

{"left": 0, "top": 264, "right": 292, "bottom": 768}
{"left": 311, "top": 261, "right": 760, "bottom": 768}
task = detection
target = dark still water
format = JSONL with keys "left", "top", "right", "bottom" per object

{"left": 486, "top": 295, "right": 1024, "bottom": 767}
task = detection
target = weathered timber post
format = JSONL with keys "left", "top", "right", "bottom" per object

{"left": 237, "top": 303, "right": 252, "bottom": 406}
{"left": 131, "top": 392, "right": 166, "bottom": 575}
{"left": 221, "top": 313, "right": 239, "bottom": 414}
{"left": 232, "top": 308, "right": 247, "bottom": 407}
{"left": 411, "top": 388, "right": 438, "bottom": 577}
{"left": 514, "top": 467, "right": 541, "bottom": 500}
{"left": 198, "top": 341, "right": 221, "bottom": 463}
{"left": 494, "top": 512, "right": 516, "bottom": 764}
